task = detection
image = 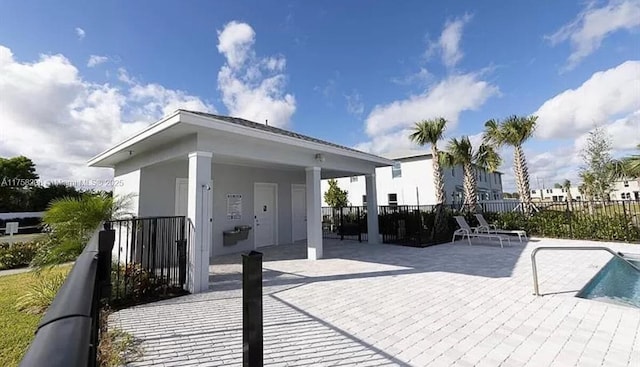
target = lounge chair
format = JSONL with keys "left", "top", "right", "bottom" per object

{"left": 474, "top": 214, "right": 527, "bottom": 242}
{"left": 452, "top": 216, "right": 511, "bottom": 248}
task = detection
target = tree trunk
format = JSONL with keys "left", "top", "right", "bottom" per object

{"left": 430, "top": 146, "right": 448, "bottom": 242}
{"left": 463, "top": 163, "right": 478, "bottom": 213}
{"left": 431, "top": 146, "right": 445, "bottom": 205}
{"left": 514, "top": 145, "right": 533, "bottom": 214}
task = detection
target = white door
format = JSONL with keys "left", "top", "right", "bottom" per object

{"left": 254, "top": 183, "right": 277, "bottom": 248}
{"left": 291, "top": 184, "right": 306, "bottom": 242}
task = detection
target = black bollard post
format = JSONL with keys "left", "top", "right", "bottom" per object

{"left": 242, "top": 251, "right": 263, "bottom": 367}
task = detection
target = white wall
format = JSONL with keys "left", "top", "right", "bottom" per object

{"left": 210, "top": 163, "right": 304, "bottom": 256}
{"left": 113, "top": 168, "right": 141, "bottom": 217}
{"left": 611, "top": 179, "right": 640, "bottom": 200}
{"left": 131, "top": 160, "right": 306, "bottom": 257}
{"left": 0, "top": 212, "right": 44, "bottom": 220}
{"left": 322, "top": 156, "right": 504, "bottom": 206}
{"left": 138, "top": 160, "right": 188, "bottom": 217}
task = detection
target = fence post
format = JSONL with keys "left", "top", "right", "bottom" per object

{"left": 91, "top": 225, "right": 115, "bottom": 367}
{"left": 357, "top": 207, "right": 362, "bottom": 243}
{"left": 242, "top": 251, "right": 263, "bottom": 367}
{"left": 566, "top": 200, "right": 573, "bottom": 238}
{"left": 340, "top": 207, "right": 344, "bottom": 241}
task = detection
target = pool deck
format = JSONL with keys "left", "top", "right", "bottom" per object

{"left": 111, "top": 237, "right": 640, "bottom": 366}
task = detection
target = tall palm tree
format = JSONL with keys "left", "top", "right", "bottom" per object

{"left": 484, "top": 115, "right": 537, "bottom": 214}
{"left": 563, "top": 179, "right": 572, "bottom": 202}
{"left": 441, "top": 136, "right": 501, "bottom": 212}
{"left": 409, "top": 118, "right": 448, "bottom": 204}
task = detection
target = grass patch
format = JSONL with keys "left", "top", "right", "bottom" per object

{"left": 98, "top": 310, "right": 142, "bottom": 367}
{"left": 0, "top": 265, "right": 70, "bottom": 367}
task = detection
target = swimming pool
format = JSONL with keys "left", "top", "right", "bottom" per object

{"left": 576, "top": 256, "right": 640, "bottom": 308}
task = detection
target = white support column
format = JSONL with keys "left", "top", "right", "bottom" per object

{"left": 305, "top": 167, "right": 322, "bottom": 260}
{"left": 187, "top": 151, "right": 213, "bottom": 293}
{"left": 366, "top": 173, "right": 379, "bottom": 244}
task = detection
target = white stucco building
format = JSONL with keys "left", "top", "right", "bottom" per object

{"left": 610, "top": 179, "right": 640, "bottom": 200}
{"left": 530, "top": 179, "right": 639, "bottom": 202}
{"left": 321, "top": 151, "right": 504, "bottom": 207}
{"left": 89, "top": 110, "right": 392, "bottom": 293}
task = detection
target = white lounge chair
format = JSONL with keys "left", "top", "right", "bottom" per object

{"left": 474, "top": 214, "right": 527, "bottom": 242}
{"left": 452, "top": 216, "right": 511, "bottom": 248}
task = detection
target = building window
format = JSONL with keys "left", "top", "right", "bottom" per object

{"left": 362, "top": 195, "right": 367, "bottom": 205}
{"left": 531, "top": 190, "right": 537, "bottom": 194}
{"left": 392, "top": 162, "right": 402, "bottom": 178}
{"left": 546, "top": 189, "right": 552, "bottom": 194}
{"left": 388, "top": 193, "right": 398, "bottom": 206}
{"left": 624, "top": 181, "right": 629, "bottom": 187}
{"left": 622, "top": 192, "right": 631, "bottom": 200}
{"left": 350, "top": 176, "right": 358, "bottom": 183}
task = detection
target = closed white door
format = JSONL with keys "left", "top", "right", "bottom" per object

{"left": 291, "top": 184, "right": 306, "bottom": 242}
{"left": 254, "top": 183, "right": 277, "bottom": 248}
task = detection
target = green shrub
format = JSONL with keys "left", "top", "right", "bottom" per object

{"left": 29, "top": 234, "right": 82, "bottom": 268}
{"left": 111, "top": 263, "right": 172, "bottom": 303}
{"left": 485, "top": 210, "right": 640, "bottom": 242}
{"left": 14, "top": 272, "right": 67, "bottom": 315}
{"left": 0, "top": 241, "right": 41, "bottom": 270}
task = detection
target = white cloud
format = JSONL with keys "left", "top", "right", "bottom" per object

{"left": 216, "top": 21, "right": 256, "bottom": 70}
{"left": 534, "top": 60, "right": 640, "bottom": 139}
{"left": 345, "top": 90, "right": 364, "bottom": 117}
{"left": 87, "top": 55, "right": 108, "bottom": 67}
{"left": 75, "top": 27, "right": 86, "bottom": 40}
{"left": 0, "top": 45, "right": 214, "bottom": 182}
{"left": 354, "top": 129, "right": 415, "bottom": 155}
{"left": 390, "top": 68, "right": 432, "bottom": 86}
{"left": 427, "top": 13, "right": 473, "bottom": 69}
{"left": 216, "top": 21, "right": 296, "bottom": 127}
{"left": 547, "top": 0, "right": 640, "bottom": 71}
{"left": 364, "top": 72, "right": 498, "bottom": 138}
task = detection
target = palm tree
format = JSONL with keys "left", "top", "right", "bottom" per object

{"left": 612, "top": 144, "right": 640, "bottom": 181}
{"left": 409, "top": 117, "right": 448, "bottom": 241}
{"left": 579, "top": 172, "right": 596, "bottom": 215}
{"left": 33, "top": 192, "right": 134, "bottom": 267}
{"left": 563, "top": 179, "right": 572, "bottom": 202}
{"left": 409, "top": 118, "right": 448, "bottom": 204}
{"left": 484, "top": 115, "right": 537, "bottom": 214}
{"left": 441, "top": 136, "right": 501, "bottom": 213}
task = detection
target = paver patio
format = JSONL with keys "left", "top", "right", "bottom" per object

{"left": 111, "top": 237, "right": 640, "bottom": 366}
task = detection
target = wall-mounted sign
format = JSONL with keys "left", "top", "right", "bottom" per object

{"left": 227, "top": 194, "right": 242, "bottom": 220}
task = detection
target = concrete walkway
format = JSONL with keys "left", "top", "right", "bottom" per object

{"left": 111, "top": 238, "right": 640, "bottom": 366}
{"left": 0, "top": 266, "right": 34, "bottom": 277}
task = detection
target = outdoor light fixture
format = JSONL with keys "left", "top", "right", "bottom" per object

{"left": 315, "top": 153, "right": 325, "bottom": 163}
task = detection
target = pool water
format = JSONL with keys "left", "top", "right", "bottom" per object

{"left": 576, "top": 256, "right": 640, "bottom": 308}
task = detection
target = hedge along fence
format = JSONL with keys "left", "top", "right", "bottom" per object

{"left": 0, "top": 241, "right": 42, "bottom": 270}
{"left": 483, "top": 208, "right": 640, "bottom": 243}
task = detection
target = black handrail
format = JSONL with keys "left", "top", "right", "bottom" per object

{"left": 19, "top": 225, "right": 115, "bottom": 367}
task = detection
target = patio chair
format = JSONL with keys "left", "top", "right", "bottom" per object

{"left": 452, "top": 216, "right": 511, "bottom": 248}
{"left": 474, "top": 214, "right": 527, "bottom": 242}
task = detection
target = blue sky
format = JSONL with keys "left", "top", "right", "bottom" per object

{"left": 0, "top": 0, "right": 638, "bottom": 190}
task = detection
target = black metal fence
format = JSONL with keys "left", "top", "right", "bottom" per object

{"left": 20, "top": 226, "right": 115, "bottom": 367}
{"left": 108, "top": 216, "right": 189, "bottom": 306}
{"left": 322, "top": 206, "right": 368, "bottom": 242}
{"left": 323, "top": 199, "right": 640, "bottom": 245}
